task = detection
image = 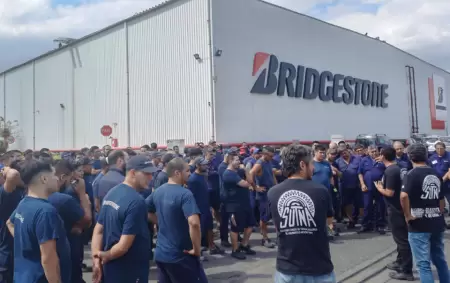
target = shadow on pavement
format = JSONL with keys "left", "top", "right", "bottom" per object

{"left": 208, "top": 271, "right": 272, "bottom": 283}
{"left": 203, "top": 249, "right": 278, "bottom": 269}
{"left": 337, "top": 232, "right": 386, "bottom": 241}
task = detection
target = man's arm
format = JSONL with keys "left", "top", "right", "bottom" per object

{"left": 182, "top": 193, "right": 201, "bottom": 256}
{"left": 248, "top": 163, "right": 262, "bottom": 185}
{"left": 36, "top": 212, "right": 64, "bottom": 283}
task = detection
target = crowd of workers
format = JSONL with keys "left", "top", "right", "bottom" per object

{"left": 0, "top": 139, "right": 449, "bottom": 283}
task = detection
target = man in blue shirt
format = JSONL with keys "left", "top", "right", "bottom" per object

{"left": 335, "top": 148, "right": 362, "bottom": 229}
{"left": 146, "top": 157, "right": 207, "bottom": 283}
{"left": 248, "top": 146, "right": 277, "bottom": 248}
{"left": 92, "top": 158, "right": 109, "bottom": 213}
{"left": 0, "top": 163, "right": 25, "bottom": 282}
{"left": 92, "top": 155, "right": 156, "bottom": 283}
{"left": 312, "top": 145, "right": 338, "bottom": 239}
{"left": 218, "top": 147, "right": 239, "bottom": 247}
{"left": 53, "top": 159, "right": 93, "bottom": 283}
{"left": 7, "top": 160, "right": 71, "bottom": 283}
{"left": 223, "top": 155, "right": 256, "bottom": 260}
{"left": 188, "top": 157, "right": 224, "bottom": 257}
{"left": 153, "top": 153, "right": 174, "bottom": 190}
{"left": 96, "top": 150, "right": 127, "bottom": 206}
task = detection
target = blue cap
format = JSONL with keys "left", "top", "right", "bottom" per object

{"left": 225, "top": 147, "right": 239, "bottom": 155}
{"left": 193, "top": 157, "right": 209, "bottom": 166}
{"left": 126, "top": 155, "right": 158, "bottom": 173}
{"left": 252, "top": 148, "right": 261, "bottom": 154}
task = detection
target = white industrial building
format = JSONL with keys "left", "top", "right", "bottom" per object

{"left": 1, "top": 0, "right": 449, "bottom": 151}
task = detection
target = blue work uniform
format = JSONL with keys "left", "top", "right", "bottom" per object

{"left": 97, "top": 167, "right": 125, "bottom": 205}
{"left": 187, "top": 173, "right": 213, "bottom": 235}
{"left": 396, "top": 153, "right": 413, "bottom": 171}
{"left": 48, "top": 192, "right": 85, "bottom": 283}
{"left": 335, "top": 155, "right": 362, "bottom": 222}
{"left": 0, "top": 186, "right": 24, "bottom": 281}
{"left": 146, "top": 183, "right": 207, "bottom": 283}
{"left": 97, "top": 184, "right": 151, "bottom": 283}
{"left": 255, "top": 159, "right": 275, "bottom": 223}
{"left": 207, "top": 157, "right": 221, "bottom": 211}
{"left": 218, "top": 162, "right": 230, "bottom": 242}
{"left": 11, "top": 197, "right": 71, "bottom": 283}
{"left": 428, "top": 152, "right": 450, "bottom": 204}
{"left": 358, "top": 156, "right": 386, "bottom": 229}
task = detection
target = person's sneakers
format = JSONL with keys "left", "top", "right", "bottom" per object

{"left": 377, "top": 227, "right": 386, "bottom": 235}
{"left": 221, "top": 241, "right": 231, "bottom": 248}
{"left": 200, "top": 255, "right": 208, "bottom": 262}
{"left": 238, "top": 234, "right": 243, "bottom": 243}
{"left": 388, "top": 271, "right": 414, "bottom": 281}
{"left": 386, "top": 261, "right": 402, "bottom": 272}
{"left": 209, "top": 246, "right": 225, "bottom": 255}
{"left": 327, "top": 227, "right": 335, "bottom": 241}
{"left": 231, "top": 250, "right": 246, "bottom": 260}
{"left": 357, "top": 227, "right": 373, "bottom": 234}
{"left": 239, "top": 244, "right": 256, "bottom": 255}
{"left": 347, "top": 222, "right": 356, "bottom": 229}
{"left": 261, "top": 238, "right": 276, "bottom": 248}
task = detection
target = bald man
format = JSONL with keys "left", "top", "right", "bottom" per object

{"left": 393, "top": 141, "right": 412, "bottom": 171}
{"left": 329, "top": 142, "right": 338, "bottom": 150}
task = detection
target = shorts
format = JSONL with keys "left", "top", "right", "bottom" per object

{"left": 258, "top": 195, "right": 271, "bottom": 223}
{"left": 157, "top": 256, "right": 208, "bottom": 283}
{"left": 341, "top": 187, "right": 361, "bottom": 207}
{"left": 200, "top": 210, "right": 214, "bottom": 233}
{"left": 208, "top": 189, "right": 221, "bottom": 211}
{"left": 230, "top": 210, "right": 256, "bottom": 233}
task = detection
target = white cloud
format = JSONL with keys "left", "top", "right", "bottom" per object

{"left": 1, "top": 0, "right": 450, "bottom": 71}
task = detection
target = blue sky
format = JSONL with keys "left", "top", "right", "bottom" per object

{"left": 1, "top": 0, "right": 450, "bottom": 72}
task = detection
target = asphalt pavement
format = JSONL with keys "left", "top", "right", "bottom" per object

{"left": 81, "top": 224, "right": 402, "bottom": 283}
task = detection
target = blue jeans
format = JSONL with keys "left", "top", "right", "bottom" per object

{"left": 409, "top": 231, "right": 450, "bottom": 283}
{"left": 274, "top": 271, "right": 336, "bottom": 283}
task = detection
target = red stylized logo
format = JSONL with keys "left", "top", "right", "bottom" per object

{"left": 252, "top": 52, "right": 270, "bottom": 76}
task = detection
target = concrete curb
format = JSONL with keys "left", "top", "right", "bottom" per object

{"left": 337, "top": 245, "right": 397, "bottom": 283}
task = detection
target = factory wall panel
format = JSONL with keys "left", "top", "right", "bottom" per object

{"left": 72, "top": 26, "right": 128, "bottom": 148}
{"left": 4, "top": 65, "right": 34, "bottom": 150}
{"left": 34, "top": 51, "right": 74, "bottom": 150}
{"left": 127, "top": 0, "right": 212, "bottom": 146}
{"left": 212, "top": 0, "right": 423, "bottom": 143}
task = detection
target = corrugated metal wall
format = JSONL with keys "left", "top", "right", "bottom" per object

{"left": 0, "top": 0, "right": 212, "bottom": 150}
{"left": 34, "top": 51, "right": 74, "bottom": 150}
{"left": 73, "top": 26, "right": 128, "bottom": 148}
{"left": 4, "top": 65, "right": 34, "bottom": 150}
{"left": 127, "top": 0, "right": 212, "bottom": 146}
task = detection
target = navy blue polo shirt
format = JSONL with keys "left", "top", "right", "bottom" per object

{"left": 255, "top": 159, "right": 275, "bottom": 198}
{"left": 48, "top": 192, "right": 84, "bottom": 276}
{"left": 429, "top": 152, "right": 450, "bottom": 191}
{"left": 92, "top": 172, "right": 105, "bottom": 199}
{"left": 222, "top": 169, "right": 249, "bottom": 213}
{"left": 312, "top": 160, "right": 332, "bottom": 189}
{"left": 0, "top": 186, "right": 24, "bottom": 270}
{"left": 396, "top": 153, "right": 413, "bottom": 171}
{"left": 218, "top": 162, "right": 228, "bottom": 200}
{"left": 97, "top": 168, "right": 125, "bottom": 204}
{"left": 335, "top": 155, "right": 361, "bottom": 189}
{"left": 146, "top": 183, "right": 200, "bottom": 263}
{"left": 97, "top": 184, "right": 150, "bottom": 282}
{"left": 153, "top": 171, "right": 169, "bottom": 190}
{"left": 187, "top": 173, "right": 210, "bottom": 213}
{"left": 11, "top": 197, "right": 71, "bottom": 283}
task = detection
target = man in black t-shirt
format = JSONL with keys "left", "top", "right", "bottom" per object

{"left": 400, "top": 144, "right": 450, "bottom": 283}
{"left": 268, "top": 144, "right": 336, "bottom": 283}
{"left": 374, "top": 147, "right": 413, "bottom": 280}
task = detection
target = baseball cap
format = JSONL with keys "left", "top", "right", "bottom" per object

{"left": 150, "top": 151, "right": 163, "bottom": 159}
{"left": 251, "top": 147, "right": 261, "bottom": 154}
{"left": 225, "top": 147, "right": 239, "bottom": 155}
{"left": 78, "top": 157, "right": 93, "bottom": 166}
{"left": 126, "top": 155, "right": 158, "bottom": 173}
{"left": 193, "top": 157, "right": 209, "bottom": 167}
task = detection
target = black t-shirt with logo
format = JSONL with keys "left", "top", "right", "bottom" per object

{"left": 383, "top": 164, "right": 402, "bottom": 211}
{"left": 267, "top": 178, "right": 334, "bottom": 276}
{"left": 401, "top": 166, "right": 445, "bottom": 233}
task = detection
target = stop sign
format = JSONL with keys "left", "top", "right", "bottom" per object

{"left": 101, "top": 125, "right": 112, "bottom": 137}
